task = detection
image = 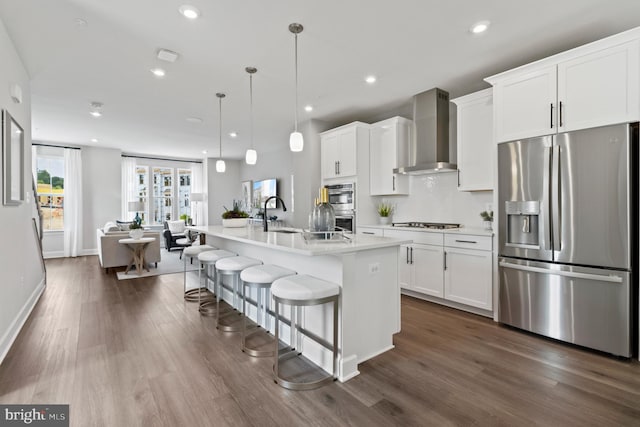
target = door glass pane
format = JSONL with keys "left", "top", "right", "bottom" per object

{"left": 153, "top": 167, "right": 173, "bottom": 223}
{"left": 178, "top": 169, "right": 191, "bottom": 220}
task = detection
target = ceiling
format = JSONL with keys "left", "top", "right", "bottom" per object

{"left": 1, "top": 1, "right": 640, "bottom": 160}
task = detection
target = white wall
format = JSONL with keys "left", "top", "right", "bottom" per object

{"left": 82, "top": 146, "right": 121, "bottom": 253}
{"left": 371, "top": 173, "right": 493, "bottom": 228}
{"left": 207, "top": 158, "right": 242, "bottom": 224}
{"left": 0, "top": 17, "right": 46, "bottom": 363}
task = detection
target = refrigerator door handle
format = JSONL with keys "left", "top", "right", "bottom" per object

{"left": 499, "top": 261, "right": 623, "bottom": 283}
{"left": 542, "top": 145, "right": 552, "bottom": 251}
{"left": 552, "top": 144, "right": 561, "bottom": 250}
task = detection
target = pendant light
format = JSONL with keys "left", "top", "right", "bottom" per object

{"left": 289, "top": 23, "right": 304, "bottom": 152}
{"left": 245, "top": 67, "right": 258, "bottom": 165}
{"left": 215, "top": 92, "right": 226, "bottom": 173}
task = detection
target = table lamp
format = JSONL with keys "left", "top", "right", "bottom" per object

{"left": 128, "top": 201, "right": 145, "bottom": 226}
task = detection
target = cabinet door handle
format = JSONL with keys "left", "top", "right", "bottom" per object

{"left": 410, "top": 247, "right": 414, "bottom": 264}
{"left": 559, "top": 101, "right": 563, "bottom": 127}
{"left": 550, "top": 103, "right": 554, "bottom": 128}
{"left": 362, "top": 231, "right": 375, "bottom": 235}
{"left": 392, "top": 176, "right": 396, "bottom": 191}
{"left": 455, "top": 239, "right": 477, "bottom": 244}
{"left": 334, "top": 161, "right": 338, "bottom": 175}
{"left": 338, "top": 161, "right": 341, "bottom": 175}
{"left": 457, "top": 169, "right": 460, "bottom": 187}
{"left": 406, "top": 247, "right": 410, "bottom": 264}
{"left": 444, "top": 251, "right": 447, "bottom": 270}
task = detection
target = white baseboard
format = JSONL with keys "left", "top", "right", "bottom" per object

{"left": 80, "top": 249, "right": 98, "bottom": 256}
{"left": 0, "top": 278, "right": 46, "bottom": 365}
{"left": 43, "top": 251, "right": 64, "bottom": 259}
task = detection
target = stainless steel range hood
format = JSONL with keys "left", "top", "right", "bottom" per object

{"left": 393, "top": 88, "right": 456, "bottom": 175}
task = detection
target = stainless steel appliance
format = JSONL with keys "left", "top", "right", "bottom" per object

{"left": 326, "top": 183, "right": 355, "bottom": 233}
{"left": 392, "top": 222, "right": 461, "bottom": 230}
{"left": 498, "top": 123, "right": 638, "bottom": 357}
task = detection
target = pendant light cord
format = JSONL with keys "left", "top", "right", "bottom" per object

{"left": 250, "top": 73, "right": 254, "bottom": 149}
{"left": 219, "top": 96, "right": 222, "bottom": 158}
{"left": 294, "top": 32, "right": 299, "bottom": 133}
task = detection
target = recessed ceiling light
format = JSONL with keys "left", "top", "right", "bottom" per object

{"left": 179, "top": 5, "right": 200, "bottom": 19}
{"left": 365, "top": 75, "right": 377, "bottom": 84}
{"left": 74, "top": 18, "right": 87, "bottom": 27}
{"left": 470, "top": 21, "right": 490, "bottom": 34}
{"left": 304, "top": 105, "right": 313, "bottom": 112}
{"left": 150, "top": 68, "right": 166, "bottom": 77}
{"left": 229, "top": 132, "right": 238, "bottom": 138}
{"left": 186, "top": 117, "right": 203, "bottom": 124}
{"left": 90, "top": 111, "right": 102, "bottom": 117}
{"left": 202, "top": 150, "right": 207, "bottom": 154}
{"left": 91, "top": 138, "right": 98, "bottom": 142}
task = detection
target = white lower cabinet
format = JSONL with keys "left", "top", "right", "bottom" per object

{"left": 444, "top": 234, "right": 493, "bottom": 311}
{"left": 387, "top": 228, "right": 493, "bottom": 313}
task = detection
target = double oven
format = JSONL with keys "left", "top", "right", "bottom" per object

{"left": 326, "top": 183, "right": 355, "bottom": 233}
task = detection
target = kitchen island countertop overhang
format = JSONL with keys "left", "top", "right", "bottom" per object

{"left": 189, "top": 225, "right": 411, "bottom": 382}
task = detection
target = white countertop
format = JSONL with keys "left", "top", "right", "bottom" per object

{"left": 190, "top": 225, "right": 412, "bottom": 256}
{"left": 359, "top": 224, "right": 494, "bottom": 237}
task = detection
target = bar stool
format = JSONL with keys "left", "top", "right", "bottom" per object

{"left": 197, "top": 249, "right": 237, "bottom": 316}
{"left": 215, "top": 256, "right": 262, "bottom": 332}
{"left": 239, "top": 265, "right": 296, "bottom": 357}
{"left": 182, "top": 244, "right": 216, "bottom": 302}
{"left": 271, "top": 274, "right": 339, "bottom": 390}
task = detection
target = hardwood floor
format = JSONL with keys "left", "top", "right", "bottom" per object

{"left": 1, "top": 256, "right": 639, "bottom": 426}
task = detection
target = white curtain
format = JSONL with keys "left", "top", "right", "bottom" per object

{"left": 121, "top": 157, "right": 137, "bottom": 221}
{"left": 63, "top": 148, "right": 82, "bottom": 257}
{"left": 191, "top": 162, "right": 204, "bottom": 226}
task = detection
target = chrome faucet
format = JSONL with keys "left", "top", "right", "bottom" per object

{"left": 263, "top": 196, "right": 287, "bottom": 232}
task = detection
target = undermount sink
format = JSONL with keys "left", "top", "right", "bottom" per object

{"left": 271, "top": 229, "right": 300, "bottom": 234}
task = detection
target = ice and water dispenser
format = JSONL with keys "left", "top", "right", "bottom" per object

{"left": 505, "top": 201, "right": 540, "bottom": 248}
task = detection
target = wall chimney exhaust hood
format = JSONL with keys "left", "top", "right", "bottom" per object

{"left": 393, "top": 88, "right": 456, "bottom": 175}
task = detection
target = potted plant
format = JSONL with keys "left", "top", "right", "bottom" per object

{"left": 377, "top": 202, "right": 393, "bottom": 225}
{"left": 222, "top": 200, "right": 250, "bottom": 228}
{"left": 480, "top": 210, "right": 494, "bottom": 230}
{"left": 128, "top": 222, "right": 144, "bottom": 239}
{"left": 179, "top": 213, "right": 191, "bottom": 225}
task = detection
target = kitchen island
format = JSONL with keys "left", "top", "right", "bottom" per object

{"left": 190, "top": 225, "right": 411, "bottom": 382}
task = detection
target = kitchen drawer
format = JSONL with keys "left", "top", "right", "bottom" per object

{"left": 385, "top": 229, "right": 443, "bottom": 246}
{"left": 358, "top": 227, "right": 383, "bottom": 236}
{"left": 445, "top": 234, "right": 492, "bottom": 251}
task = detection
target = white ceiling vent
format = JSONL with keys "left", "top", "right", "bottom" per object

{"left": 157, "top": 49, "right": 179, "bottom": 63}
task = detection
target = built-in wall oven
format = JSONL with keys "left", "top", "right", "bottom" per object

{"left": 326, "top": 183, "right": 355, "bottom": 233}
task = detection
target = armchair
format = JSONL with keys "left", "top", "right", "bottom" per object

{"left": 163, "top": 220, "right": 190, "bottom": 253}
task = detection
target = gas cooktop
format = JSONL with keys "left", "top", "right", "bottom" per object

{"left": 392, "top": 222, "right": 461, "bottom": 230}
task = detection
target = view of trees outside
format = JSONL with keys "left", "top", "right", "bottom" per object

{"left": 36, "top": 156, "right": 64, "bottom": 230}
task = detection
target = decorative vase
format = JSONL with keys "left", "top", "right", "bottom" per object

{"left": 222, "top": 218, "right": 248, "bottom": 228}
{"left": 129, "top": 228, "right": 144, "bottom": 239}
{"left": 379, "top": 216, "right": 391, "bottom": 225}
{"left": 484, "top": 221, "right": 493, "bottom": 231}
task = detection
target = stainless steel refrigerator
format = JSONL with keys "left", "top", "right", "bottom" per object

{"left": 498, "top": 123, "right": 638, "bottom": 357}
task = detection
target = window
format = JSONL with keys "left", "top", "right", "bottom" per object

{"left": 178, "top": 169, "right": 192, "bottom": 220}
{"left": 152, "top": 167, "right": 173, "bottom": 223}
{"left": 36, "top": 154, "right": 65, "bottom": 231}
{"left": 135, "top": 166, "right": 149, "bottom": 224}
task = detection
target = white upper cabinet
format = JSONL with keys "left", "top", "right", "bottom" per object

{"left": 321, "top": 122, "right": 367, "bottom": 180}
{"left": 369, "top": 116, "right": 410, "bottom": 195}
{"left": 487, "top": 30, "right": 640, "bottom": 143}
{"left": 451, "top": 89, "right": 494, "bottom": 191}
{"left": 493, "top": 67, "right": 557, "bottom": 142}
{"left": 558, "top": 41, "right": 639, "bottom": 133}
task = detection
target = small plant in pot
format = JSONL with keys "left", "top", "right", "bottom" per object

{"left": 128, "top": 222, "right": 144, "bottom": 239}
{"left": 377, "top": 202, "right": 393, "bottom": 225}
{"left": 222, "top": 200, "right": 250, "bottom": 227}
{"left": 480, "top": 210, "right": 494, "bottom": 230}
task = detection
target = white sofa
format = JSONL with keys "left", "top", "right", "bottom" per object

{"left": 96, "top": 226, "right": 162, "bottom": 272}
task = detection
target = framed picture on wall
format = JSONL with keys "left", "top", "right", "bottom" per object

{"left": 2, "top": 109, "right": 24, "bottom": 206}
{"left": 241, "top": 180, "right": 252, "bottom": 212}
